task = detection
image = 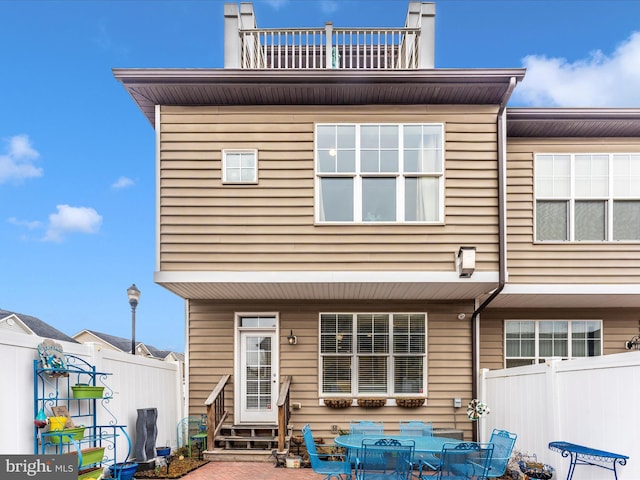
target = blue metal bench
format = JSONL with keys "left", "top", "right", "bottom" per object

{"left": 548, "top": 441, "right": 629, "bottom": 480}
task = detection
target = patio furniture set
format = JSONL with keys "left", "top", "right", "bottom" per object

{"left": 302, "top": 421, "right": 517, "bottom": 480}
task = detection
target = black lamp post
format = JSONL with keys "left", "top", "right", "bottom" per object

{"left": 127, "top": 284, "right": 141, "bottom": 355}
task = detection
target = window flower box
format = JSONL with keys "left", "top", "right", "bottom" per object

{"left": 395, "top": 397, "right": 425, "bottom": 408}
{"left": 324, "top": 398, "right": 352, "bottom": 409}
{"left": 357, "top": 398, "right": 386, "bottom": 408}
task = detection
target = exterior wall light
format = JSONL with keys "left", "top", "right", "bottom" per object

{"left": 287, "top": 330, "right": 297, "bottom": 345}
{"left": 457, "top": 246, "right": 476, "bottom": 278}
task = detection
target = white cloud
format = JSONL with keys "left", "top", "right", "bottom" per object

{"left": 112, "top": 176, "right": 135, "bottom": 189}
{"left": 8, "top": 217, "right": 42, "bottom": 230}
{"left": 0, "top": 134, "right": 43, "bottom": 184}
{"left": 514, "top": 32, "right": 640, "bottom": 107}
{"left": 44, "top": 205, "right": 103, "bottom": 242}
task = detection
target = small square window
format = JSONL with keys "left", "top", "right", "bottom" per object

{"left": 223, "top": 150, "right": 258, "bottom": 183}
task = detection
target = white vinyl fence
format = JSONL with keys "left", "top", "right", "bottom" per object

{"left": 1, "top": 331, "right": 185, "bottom": 461}
{"left": 479, "top": 351, "right": 640, "bottom": 480}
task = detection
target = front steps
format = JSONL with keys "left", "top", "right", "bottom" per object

{"left": 204, "top": 424, "right": 290, "bottom": 462}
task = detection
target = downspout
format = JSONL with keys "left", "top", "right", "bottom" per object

{"left": 471, "top": 76, "right": 516, "bottom": 441}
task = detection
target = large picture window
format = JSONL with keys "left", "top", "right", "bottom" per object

{"left": 535, "top": 153, "right": 640, "bottom": 241}
{"left": 320, "top": 313, "right": 426, "bottom": 397}
{"left": 505, "top": 320, "right": 602, "bottom": 368}
{"left": 316, "top": 124, "right": 444, "bottom": 223}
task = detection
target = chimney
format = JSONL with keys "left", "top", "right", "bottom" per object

{"left": 405, "top": 2, "right": 436, "bottom": 68}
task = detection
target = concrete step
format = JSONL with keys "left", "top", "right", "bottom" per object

{"left": 203, "top": 448, "right": 276, "bottom": 462}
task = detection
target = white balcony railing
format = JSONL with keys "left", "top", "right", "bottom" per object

{"left": 240, "top": 25, "right": 421, "bottom": 70}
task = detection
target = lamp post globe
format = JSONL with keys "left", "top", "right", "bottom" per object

{"left": 127, "top": 284, "right": 141, "bottom": 355}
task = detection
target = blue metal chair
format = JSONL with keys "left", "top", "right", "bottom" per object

{"left": 350, "top": 421, "right": 384, "bottom": 435}
{"left": 302, "top": 424, "right": 352, "bottom": 480}
{"left": 435, "top": 442, "right": 494, "bottom": 480}
{"left": 355, "top": 438, "right": 415, "bottom": 480}
{"left": 399, "top": 421, "right": 433, "bottom": 436}
{"left": 485, "top": 429, "right": 517, "bottom": 478}
{"left": 399, "top": 421, "right": 436, "bottom": 477}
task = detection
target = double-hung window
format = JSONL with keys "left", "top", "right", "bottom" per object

{"left": 316, "top": 124, "right": 444, "bottom": 223}
{"left": 320, "top": 313, "right": 426, "bottom": 397}
{"left": 535, "top": 153, "right": 640, "bottom": 241}
{"left": 505, "top": 320, "right": 602, "bottom": 368}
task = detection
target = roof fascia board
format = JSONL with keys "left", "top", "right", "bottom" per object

{"left": 113, "top": 68, "right": 527, "bottom": 86}
{"left": 508, "top": 107, "right": 640, "bottom": 121}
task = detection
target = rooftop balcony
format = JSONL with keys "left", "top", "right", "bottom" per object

{"left": 224, "top": 2, "right": 435, "bottom": 70}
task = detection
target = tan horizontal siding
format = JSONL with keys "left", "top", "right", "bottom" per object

{"left": 506, "top": 138, "right": 640, "bottom": 284}
{"left": 188, "top": 300, "right": 475, "bottom": 440}
{"left": 159, "top": 105, "right": 500, "bottom": 273}
{"left": 480, "top": 308, "right": 640, "bottom": 371}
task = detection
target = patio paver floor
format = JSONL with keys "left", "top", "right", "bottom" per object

{"left": 178, "top": 461, "right": 322, "bottom": 480}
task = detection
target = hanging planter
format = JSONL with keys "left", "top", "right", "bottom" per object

{"left": 357, "top": 398, "right": 386, "bottom": 408}
{"left": 324, "top": 398, "right": 352, "bottom": 409}
{"left": 395, "top": 397, "right": 425, "bottom": 408}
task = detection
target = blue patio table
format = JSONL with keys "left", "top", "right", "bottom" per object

{"left": 548, "top": 441, "right": 629, "bottom": 480}
{"left": 335, "top": 434, "right": 462, "bottom": 455}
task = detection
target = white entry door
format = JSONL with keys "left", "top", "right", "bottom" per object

{"left": 237, "top": 327, "right": 279, "bottom": 424}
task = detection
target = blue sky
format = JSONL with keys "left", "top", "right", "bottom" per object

{"left": 1, "top": 0, "right": 639, "bottom": 353}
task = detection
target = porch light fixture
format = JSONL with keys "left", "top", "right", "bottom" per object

{"left": 127, "top": 284, "right": 141, "bottom": 355}
{"left": 625, "top": 335, "right": 640, "bottom": 350}
{"left": 457, "top": 246, "right": 476, "bottom": 278}
{"left": 287, "top": 330, "right": 297, "bottom": 345}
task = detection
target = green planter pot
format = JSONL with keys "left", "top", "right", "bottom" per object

{"left": 71, "top": 384, "right": 105, "bottom": 399}
{"left": 68, "top": 447, "right": 105, "bottom": 467}
{"left": 48, "top": 427, "right": 86, "bottom": 444}
{"left": 78, "top": 467, "right": 102, "bottom": 480}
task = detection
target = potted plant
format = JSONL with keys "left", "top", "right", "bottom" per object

{"left": 156, "top": 446, "right": 171, "bottom": 457}
{"left": 109, "top": 462, "right": 138, "bottom": 480}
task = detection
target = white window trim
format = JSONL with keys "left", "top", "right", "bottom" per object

{"left": 318, "top": 312, "right": 428, "bottom": 400}
{"left": 504, "top": 319, "right": 603, "bottom": 368}
{"left": 314, "top": 123, "right": 445, "bottom": 224}
{"left": 534, "top": 152, "right": 640, "bottom": 243}
{"left": 222, "top": 149, "right": 259, "bottom": 184}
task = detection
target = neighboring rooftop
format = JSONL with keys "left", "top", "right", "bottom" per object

{"left": 73, "top": 329, "right": 183, "bottom": 360}
{"left": 0, "top": 309, "right": 78, "bottom": 343}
